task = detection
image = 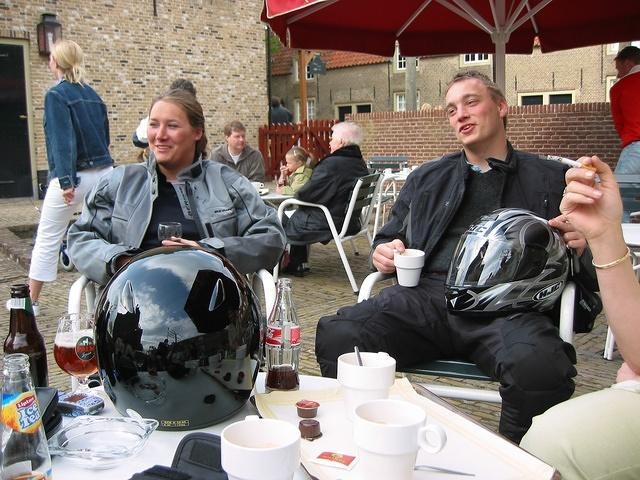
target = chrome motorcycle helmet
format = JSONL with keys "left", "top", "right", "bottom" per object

{"left": 445, "top": 208, "right": 568, "bottom": 314}
{"left": 94, "top": 247, "right": 261, "bottom": 430}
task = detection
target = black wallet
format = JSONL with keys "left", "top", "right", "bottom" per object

{"left": 171, "top": 433, "right": 228, "bottom": 480}
{"left": 36, "top": 387, "right": 62, "bottom": 438}
{"left": 129, "top": 433, "right": 228, "bottom": 480}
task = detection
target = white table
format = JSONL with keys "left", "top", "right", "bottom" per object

{"left": 261, "top": 191, "right": 294, "bottom": 206}
{"left": 53, "top": 374, "right": 555, "bottom": 479}
{"left": 622, "top": 223, "right": 640, "bottom": 247}
{"left": 52, "top": 374, "right": 312, "bottom": 479}
{"left": 605, "top": 223, "right": 640, "bottom": 359}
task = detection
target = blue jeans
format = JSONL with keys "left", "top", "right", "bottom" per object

{"left": 615, "top": 141, "right": 640, "bottom": 174}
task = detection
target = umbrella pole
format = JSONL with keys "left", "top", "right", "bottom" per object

{"left": 493, "top": 36, "right": 507, "bottom": 93}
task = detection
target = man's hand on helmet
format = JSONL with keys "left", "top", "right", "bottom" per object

{"left": 548, "top": 214, "right": 587, "bottom": 256}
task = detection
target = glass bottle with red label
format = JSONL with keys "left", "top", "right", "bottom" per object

{"left": 4, "top": 284, "right": 48, "bottom": 388}
{"left": 1, "top": 353, "right": 53, "bottom": 479}
{"left": 265, "top": 278, "right": 300, "bottom": 392}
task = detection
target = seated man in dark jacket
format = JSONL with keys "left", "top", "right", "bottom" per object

{"left": 282, "top": 121, "right": 369, "bottom": 275}
{"left": 315, "top": 71, "right": 594, "bottom": 444}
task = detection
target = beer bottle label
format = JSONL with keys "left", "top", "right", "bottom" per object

{"left": 1, "top": 391, "right": 43, "bottom": 433}
{"left": 76, "top": 335, "right": 96, "bottom": 361}
{"left": 5, "top": 298, "right": 34, "bottom": 315}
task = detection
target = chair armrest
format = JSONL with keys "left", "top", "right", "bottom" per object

{"left": 254, "top": 268, "right": 276, "bottom": 317}
{"left": 558, "top": 280, "right": 576, "bottom": 344}
{"left": 358, "top": 271, "right": 394, "bottom": 303}
{"left": 276, "top": 198, "right": 332, "bottom": 221}
{"left": 68, "top": 275, "right": 97, "bottom": 316}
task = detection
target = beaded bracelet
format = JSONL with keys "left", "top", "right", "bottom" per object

{"left": 592, "top": 247, "right": 631, "bottom": 270}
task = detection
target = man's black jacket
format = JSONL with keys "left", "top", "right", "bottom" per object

{"left": 374, "top": 144, "right": 598, "bottom": 291}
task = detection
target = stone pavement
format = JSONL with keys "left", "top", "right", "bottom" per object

{"left": 0, "top": 197, "right": 623, "bottom": 435}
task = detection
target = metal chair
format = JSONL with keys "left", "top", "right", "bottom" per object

{"left": 367, "top": 155, "right": 408, "bottom": 173}
{"left": 616, "top": 174, "right": 640, "bottom": 221}
{"left": 274, "top": 173, "right": 382, "bottom": 293}
{"left": 358, "top": 271, "right": 576, "bottom": 403}
{"left": 367, "top": 156, "right": 409, "bottom": 237}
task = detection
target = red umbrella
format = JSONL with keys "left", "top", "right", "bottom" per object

{"left": 262, "top": 0, "right": 640, "bottom": 90}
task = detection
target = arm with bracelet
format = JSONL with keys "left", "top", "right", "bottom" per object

{"left": 560, "top": 155, "right": 640, "bottom": 376}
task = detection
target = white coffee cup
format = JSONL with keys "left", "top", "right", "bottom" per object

{"left": 394, "top": 248, "right": 426, "bottom": 287}
{"left": 353, "top": 399, "right": 447, "bottom": 480}
{"left": 250, "top": 181, "right": 264, "bottom": 192}
{"left": 337, "top": 351, "right": 396, "bottom": 420}
{"left": 221, "top": 415, "right": 301, "bottom": 480}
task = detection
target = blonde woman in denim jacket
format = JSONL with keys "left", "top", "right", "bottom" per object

{"left": 29, "top": 40, "right": 113, "bottom": 311}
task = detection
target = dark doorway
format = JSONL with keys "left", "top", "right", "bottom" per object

{"left": 0, "top": 43, "right": 33, "bottom": 198}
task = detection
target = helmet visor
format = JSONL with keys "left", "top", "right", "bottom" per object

{"left": 447, "top": 234, "right": 524, "bottom": 287}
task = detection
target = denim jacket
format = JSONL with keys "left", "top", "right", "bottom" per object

{"left": 44, "top": 80, "right": 113, "bottom": 189}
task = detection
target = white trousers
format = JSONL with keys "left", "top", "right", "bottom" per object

{"left": 29, "top": 166, "right": 113, "bottom": 282}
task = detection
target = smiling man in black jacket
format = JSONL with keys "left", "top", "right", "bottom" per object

{"left": 282, "top": 121, "right": 369, "bottom": 275}
{"left": 315, "top": 71, "right": 590, "bottom": 443}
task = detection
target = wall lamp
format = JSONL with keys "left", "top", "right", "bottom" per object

{"left": 37, "top": 14, "right": 62, "bottom": 56}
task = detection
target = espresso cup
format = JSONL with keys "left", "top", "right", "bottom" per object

{"left": 353, "top": 399, "right": 447, "bottom": 480}
{"left": 251, "top": 181, "right": 264, "bottom": 192}
{"left": 337, "top": 351, "right": 396, "bottom": 421}
{"left": 394, "top": 248, "right": 425, "bottom": 287}
{"left": 221, "top": 415, "right": 300, "bottom": 480}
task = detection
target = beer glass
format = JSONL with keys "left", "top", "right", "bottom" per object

{"left": 158, "top": 222, "right": 182, "bottom": 241}
{"left": 54, "top": 313, "right": 98, "bottom": 392}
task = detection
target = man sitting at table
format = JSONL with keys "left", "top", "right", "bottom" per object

{"left": 315, "top": 71, "right": 596, "bottom": 443}
{"left": 281, "top": 121, "right": 369, "bottom": 276}
{"left": 210, "top": 120, "right": 266, "bottom": 182}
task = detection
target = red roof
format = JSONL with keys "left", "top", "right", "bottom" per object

{"left": 271, "top": 47, "right": 389, "bottom": 76}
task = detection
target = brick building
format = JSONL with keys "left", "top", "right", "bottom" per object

{"left": 1, "top": 0, "right": 268, "bottom": 198}
{"left": 352, "top": 103, "right": 622, "bottom": 169}
{"left": 271, "top": 41, "right": 638, "bottom": 121}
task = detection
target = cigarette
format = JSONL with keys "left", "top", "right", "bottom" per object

{"left": 545, "top": 155, "right": 597, "bottom": 171}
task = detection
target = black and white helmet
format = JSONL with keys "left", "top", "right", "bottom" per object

{"left": 445, "top": 208, "right": 568, "bottom": 314}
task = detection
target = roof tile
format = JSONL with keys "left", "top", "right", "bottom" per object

{"left": 271, "top": 47, "right": 389, "bottom": 76}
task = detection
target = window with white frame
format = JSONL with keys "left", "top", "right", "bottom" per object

{"left": 394, "top": 47, "right": 419, "bottom": 71}
{"left": 633, "top": 40, "right": 640, "bottom": 48}
{"left": 462, "top": 53, "right": 490, "bottom": 65}
{"left": 394, "top": 91, "right": 421, "bottom": 111}
{"left": 606, "top": 76, "right": 617, "bottom": 102}
{"left": 607, "top": 43, "right": 620, "bottom": 55}
{"left": 518, "top": 91, "right": 575, "bottom": 106}
{"left": 292, "top": 59, "right": 315, "bottom": 81}
{"left": 294, "top": 98, "right": 316, "bottom": 122}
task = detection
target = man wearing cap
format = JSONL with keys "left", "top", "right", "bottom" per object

{"left": 611, "top": 45, "right": 640, "bottom": 174}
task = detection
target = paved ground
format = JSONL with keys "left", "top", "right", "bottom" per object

{"left": 0, "top": 196, "right": 623, "bottom": 435}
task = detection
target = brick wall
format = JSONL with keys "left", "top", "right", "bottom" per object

{"left": 1, "top": 0, "right": 267, "bottom": 180}
{"left": 352, "top": 102, "right": 622, "bottom": 168}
